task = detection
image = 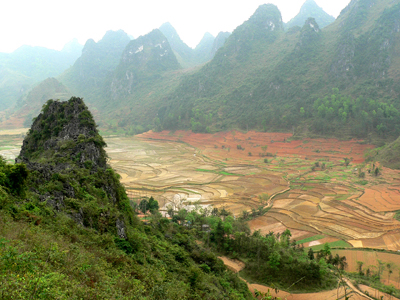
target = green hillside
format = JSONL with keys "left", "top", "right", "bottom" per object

{"left": 94, "top": 29, "right": 187, "bottom": 132}
{"left": 0, "top": 97, "right": 254, "bottom": 299}
{"left": 153, "top": 0, "right": 400, "bottom": 139}
{"left": 58, "top": 30, "right": 131, "bottom": 109}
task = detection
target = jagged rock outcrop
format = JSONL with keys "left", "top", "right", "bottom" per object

{"left": 17, "top": 97, "right": 130, "bottom": 238}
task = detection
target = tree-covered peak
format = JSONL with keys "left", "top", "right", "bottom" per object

{"left": 247, "top": 4, "right": 283, "bottom": 31}
{"left": 18, "top": 97, "right": 107, "bottom": 167}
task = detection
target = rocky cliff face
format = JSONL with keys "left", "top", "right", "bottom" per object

{"left": 17, "top": 97, "right": 130, "bottom": 238}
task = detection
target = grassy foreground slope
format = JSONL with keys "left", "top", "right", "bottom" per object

{"left": 0, "top": 97, "right": 251, "bottom": 299}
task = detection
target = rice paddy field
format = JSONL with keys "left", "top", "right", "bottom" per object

{"left": 132, "top": 130, "right": 400, "bottom": 252}
{"left": 3, "top": 128, "right": 400, "bottom": 253}
{"left": 3, "top": 128, "right": 400, "bottom": 296}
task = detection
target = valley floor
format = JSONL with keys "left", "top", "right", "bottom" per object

{"left": 2, "top": 128, "right": 400, "bottom": 295}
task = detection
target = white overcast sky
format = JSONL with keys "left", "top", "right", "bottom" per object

{"left": 0, "top": 0, "right": 351, "bottom": 53}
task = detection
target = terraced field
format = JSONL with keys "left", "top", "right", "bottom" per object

{"left": 2, "top": 128, "right": 400, "bottom": 253}
{"left": 2, "top": 128, "right": 400, "bottom": 295}
{"left": 122, "top": 130, "right": 400, "bottom": 251}
{"left": 106, "top": 136, "right": 288, "bottom": 215}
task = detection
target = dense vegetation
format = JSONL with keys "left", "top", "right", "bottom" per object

{"left": 0, "top": 98, "right": 252, "bottom": 299}
{"left": 169, "top": 206, "right": 339, "bottom": 293}
{"left": 306, "top": 88, "right": 400, "bottom": 137}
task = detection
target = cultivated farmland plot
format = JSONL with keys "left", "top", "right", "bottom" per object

{"left": 109, "top": 130, "right": 400, "bottom": 252}
{"left": 2, "top": 128, "right": 400, "bottom": 253}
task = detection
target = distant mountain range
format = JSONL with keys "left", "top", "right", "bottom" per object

{"left": 5, "top": 0, "right": 400, "bottom": 143}
{"left": 0, "top": 40, "right": 82, "bottom": 111}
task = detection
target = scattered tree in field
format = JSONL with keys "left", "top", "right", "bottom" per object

{"left": 344, "top": 157, "right": 351, "bottom": 167}
{"left": 308, "top": 248, "right": 314, "bottom": 260}
{"left": 374, "top": 167, "right": 380, "bottom": 176}
{"left": 357, "top": 261, "right": 364, "bottom": 275}
{"left": 261, "top": 145, "right": 268, "bottom": 155}
{"left": 387, "top": 262, "right": 394, "bottom": 284}
{"left": 378, "top": 259, "right": 385, "bottom": 278}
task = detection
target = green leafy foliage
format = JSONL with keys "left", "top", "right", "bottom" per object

{"left": 0, "top": 156, "right": 28, "bottom": 198}
{"left": 0, "top": 97, "right": 253, "bottom": 299}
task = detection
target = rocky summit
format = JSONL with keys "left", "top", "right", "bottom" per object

{"left": 16, "top": 97, "right": 130, "bottom": 237}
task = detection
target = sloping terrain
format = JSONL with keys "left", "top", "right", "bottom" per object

{"left": 0, "top": 100, "right": 252, "bottom": 299}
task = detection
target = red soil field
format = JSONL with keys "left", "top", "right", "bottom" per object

{"left": 359, "top": 186, "right": 400, "bottom": 212}
{"left": 138, "top": 130, "right": 374, "bottom": 163}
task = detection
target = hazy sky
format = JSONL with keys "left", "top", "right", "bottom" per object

{"left": 1, "top": 0, "right": 351, "bottom": 53}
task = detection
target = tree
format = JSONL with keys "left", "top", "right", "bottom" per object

{"left": 268, "top": 251, "right": 281, "bottom": 271}
{"left": 357, "top": 261, "right": 364, "bottom": 275}
{"left": 148, "top": 196, "right": 159, "bottom": 213}
{"left": 261, "top": 145, "right": 268, "bottom": 155}
{"left": 177, "top": 208, "right": 188, "bottom": 223}
{"left": 219, "top": 208, "right": 230, "bottom": 220}
{"left": 139, "top": 199, "right": 149, "bottom": 214}
{"left": 374, "top": 167, "right": 380, "bottom": 176}
{"left": 344, "top": 158, "right": 350, "bottom": 167}
{"left": 387, "top": 262, "right": 394, "bottom": 284}
{"left": 377, "top": 259, "right": 385, "bottom": 278}
{"left": 321, "top": 243, "right": 331, "bottom": 257}
{"left": 308, "top": 248, "right": 314, "bottom": 260}
{"left": 211, "top": 207, "right": 219, "bottom": 216}
{"left": 3, "top": 163, "right": 29, "bottom": 197}
{"left": 215, "top": 220, "right": 225, "bottom": 249}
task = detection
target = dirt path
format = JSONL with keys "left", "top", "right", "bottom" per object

{"left": 343, "top": 278, "right": 374, "bottom": 300}
{"left": 218, "top": 256, "right": 372, "bottom": 300}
